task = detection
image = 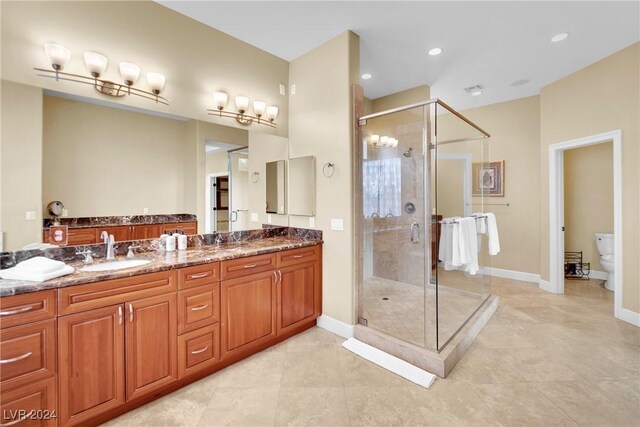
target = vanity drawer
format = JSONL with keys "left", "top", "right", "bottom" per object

{"left": 0, "top": 319, "right": 56, "bottom": 391}
{"left": 58, "top": 270, "right": 177, "bottom": 315}
{"left": 177, "top": 324, "right": 219, "bottom": 379}
{"left": 0, "top": 376, "right": 57, "bottom": 427}
{"left": 95, "top": 226, "right": 132, "bottom": 242}
{"left": 276, "top": 245, "right": 321, "bottom": 268}
{"left": 178, "top": 284, "right": 220, "bottom": 335}
{"left": 178, "top": 263, "right": 220, "bottom": 290}
{"left": 0, "top": 291, "right": 56, "bottom": 330}
{"left": 220, "top": 253, "right": 276, "bottom": 280}
{"left": 67, "top": 228, "right": 97, "bottom": 246}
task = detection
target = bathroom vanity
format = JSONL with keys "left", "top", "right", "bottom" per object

{"left": 0, "top": 230, "right": 322, "bottom": 426}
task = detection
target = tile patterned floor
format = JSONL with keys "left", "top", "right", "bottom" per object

{"left": 362, "top": 272, "right": 489, "bottom": 348}
{"left": 103, "top": 278, "right": 639, "bottom": 427}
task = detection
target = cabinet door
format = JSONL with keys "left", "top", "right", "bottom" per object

{"left": 58, "top": 305, "right": 124, "bottom": 426}
{"left": 277, "top": 261, "right": 321, "bottom": 335}
{"left": 95, "top": 226, "right": 131, "bottom": 242}
{"left": 131, "top": 225, "right": 160, "bottom": 240}
{"left": 67, "top": 228, "right": 96, "bottom": 246}
{"left": 221, "top": 271, "right": 276, "bottom": 359}
{"left": 125, "top": 294, "right": 177, "bottom": 401}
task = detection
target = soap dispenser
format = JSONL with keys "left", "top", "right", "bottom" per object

{"left": 178, "top": 231, "right": 187, "bottom": 251}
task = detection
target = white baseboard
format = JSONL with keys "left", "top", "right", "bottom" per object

{"left": 539, "top": 279, "right": 562, "bottom": 294}
{"left": 589, "top": 270, "right": 608, "bottom": 280}
{"left": 484, "top": 267, "right": 540, "bottom": 284}
{"left": 617, "top": 308, "right": 640, "bottom": 327}
{"left": 317, "top": 314, "right": 355, "bottom": 338}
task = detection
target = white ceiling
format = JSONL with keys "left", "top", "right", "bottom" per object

{"left": 158, "top": 1, "right": 639, "bottom": 111}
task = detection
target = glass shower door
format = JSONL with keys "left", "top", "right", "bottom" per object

{"left": 359, "top": 104, "right": 436, "bottom": 349}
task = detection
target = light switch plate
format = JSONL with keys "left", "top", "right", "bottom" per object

{"left": 61, "top": 209, "right": 68, "bottom": 217}
{"left": 279, "top": 83, "right": 286, "bottom": 95}
{"left": 267, "top": 214, "right": 272, "bottom": 223}
{"left": 290, "top": 84, "right": 296, "bottom": 95}
{"left": 309, "top": 217, "right": 315, "bottom": 228}
{"left": 251, "top": 213, "right": 259, "bottom": 222}
{"left": 143, "top": 207, "right": 149, "bottom": 214}
{"left": 331, "top": 218, "right": 344, "bottom": 231}
{"left": 25, "top": 211, "right": 36, "bottom": 220}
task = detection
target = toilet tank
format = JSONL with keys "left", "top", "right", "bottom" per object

{"left": 594, "top": 233, "right": 614, "bottom": 255}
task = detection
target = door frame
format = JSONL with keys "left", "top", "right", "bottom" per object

{"left": 548, "top": 129, "right": 627, "bottom": 322}
{"left": 205, "top": 173, "right": 228, "bottom": 234}
{"left": 437, "top": 153, "right": 473, "bottom": 217}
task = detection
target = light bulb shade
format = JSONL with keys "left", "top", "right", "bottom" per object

{"left": 379, "top": 136, "right": 389, "bottom": 147}
{"left": 253, "top": 101, "right": 266, "bottom": 117}
{"left": 265, "top": 105, "right": 279, "bottom": 121}
{"left": 146, "top": 72, "right": 165, "bottom": 94}
{"left": 83, "top": 51, "right": 107, "bottom": 77}
{"left": 119, "top": 62, "right": 140, "bottom": 85}
{"left": 370, "top": 135, "right": 380, "bottom": 144}
{"left": 235, "top": 96, "right": 249, "bottom": 112}
{"left": 44, "top": 43, "right": 71, "bottom": 71}
{"left": 213, "top": 91, "right": 228, "bottom": 109}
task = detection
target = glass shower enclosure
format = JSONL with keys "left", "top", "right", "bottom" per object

{"left": 357, "top": 99, "right": 491, "bottom": 351}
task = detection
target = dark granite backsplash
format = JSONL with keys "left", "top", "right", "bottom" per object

{"left": 0, "top": 226, "right": 322, "bottom": 269}
{"left": 43, "top": 213, "right": 197, "bottom": 230}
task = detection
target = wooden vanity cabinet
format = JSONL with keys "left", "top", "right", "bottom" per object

{"left": 58, "top": 305, "right": 124, "bottom": 427}
{"left": 220, "top": 270, "right": 277, "bottom": 359}
{"left": 125, "top": 294, "right": 177, "bottom": 401}
{"left": 131, "top": 225, "right": 160, "bottom": 240}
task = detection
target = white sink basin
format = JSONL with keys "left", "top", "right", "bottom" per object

{"left": 80, "top": 259, "right": 152, "bottom": 272}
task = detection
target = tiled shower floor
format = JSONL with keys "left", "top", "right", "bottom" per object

{"left": 362, "top": 272, "right": 489, "bottom": 348}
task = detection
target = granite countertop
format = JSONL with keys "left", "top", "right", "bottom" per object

{"left": 0, "top": 236, "right": 322, "bottom": 297}
{"left": 43, "top": 214, "right": 197, "bottom": 230}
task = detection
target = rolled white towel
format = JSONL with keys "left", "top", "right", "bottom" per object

{"left": 485, "top": 212, "right": 500, "bottom": 255}
{"left": 11, "top": 256, "right": 65, "bottom": 275}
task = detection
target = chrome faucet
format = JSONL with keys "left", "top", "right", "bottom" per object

{"left": 100, "top": 231, "right": 116, "bottom": 260}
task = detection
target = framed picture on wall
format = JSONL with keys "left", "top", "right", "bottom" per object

{"left": 472, "top": 160, "right": 505, "bottom": 197}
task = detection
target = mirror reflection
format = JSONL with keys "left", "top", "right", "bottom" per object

{"left": 266, "top": 160, "right": 286, "bottom": 215}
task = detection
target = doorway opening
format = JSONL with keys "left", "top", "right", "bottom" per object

{"left": 548, "top": 130, "right": 629, "bottom": 324}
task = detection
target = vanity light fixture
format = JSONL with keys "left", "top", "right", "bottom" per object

{"left": 368, "top": 135, "right": 398, "bottom": 148}
{"left": 207, "top": 91, "right": 278, "bottom": 128}
{"left": 35, "top": 43, "right": 169, "bottom": 105}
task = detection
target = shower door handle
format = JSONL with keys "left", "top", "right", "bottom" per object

{"left": 410, "top": 222, "right": 420, "bottom": 244}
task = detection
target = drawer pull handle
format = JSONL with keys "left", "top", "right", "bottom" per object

{"left": 293, "top": 255, "right": 304, "bottom": 259}
{"left": 0, "top": 352, "right": 33, "bottom": 364}
{"left": 243, "top": 264, "right": 257, "bottom": 269}
{"left": 191, "top": 346, "right": 209, "bottom": 355}
{"left": 191, "top": 304, "right": 209, "bottom": 311}
{"left": 189, "top": 272, "right": 210, "bottom": 279}
{"left": 0, "top": 305, "right": 34, "bottom": 316}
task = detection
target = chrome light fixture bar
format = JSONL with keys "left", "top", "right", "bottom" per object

{"left": 206, "top": 91, "right": 278, "bottom": 128}
{"left": 35, "top": 43, "right": 169, "bottom": 105}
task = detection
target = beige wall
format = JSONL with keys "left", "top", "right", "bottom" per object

{"left": 43, "top": 96, "right": 190, "bottom": 217}
{"left": 206, "top": 151, "right": 229, "bottom": 175}
{"left": 1, "top": 1, "right": 289, "bottom": 138}
{"left": 540, "top": 43, "right": 639, "bottom": 313}
{"left": 438, "top": 96, "right": 541, "bottom": 274}
{"left": 564, "top": 143, "right": 613, "bottom": 272}
{"left": 288, "top": 31, "right": 360, "bottom": 324}
{"left": 371, "top": 85, "right": 430, "bottom": 112}
{"left": 248, "top": 133, "right": 289, "bottom": 228}
{"left": 1, "top": 81, "right": 43, "bottom": 251}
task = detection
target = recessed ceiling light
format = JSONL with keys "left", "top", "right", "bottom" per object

{"left": 551, "top": 33, "right": 569, "bottom": 42}
{"left": 428, "top": 48, "right": 443, "bottom": 56}
{"left": 471, "top": 90, "right": 482, "bottom": 96}
{"left": 361, "top": 73, "right": 372, "bottom": 80}
{"left": 511, "top": 79, "right": 529, "bottom": 87}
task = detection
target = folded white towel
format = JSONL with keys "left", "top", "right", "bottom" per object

{"left": 458, "top": 217, "right": 479, "bottom": 275}
{"left": 485, "top": 212, "right": 500, "bottom": 256}
{"left": 11, "top": 256, "right": 65, "bottom": 275}
{"left": 0, "top": 264, "right": 74, "bottom": 282}
{"left": 472, "top": 213, "right": 487, "bottom": 234}
{"left": 438, "top": 217, "right": 460, "bottom": 270}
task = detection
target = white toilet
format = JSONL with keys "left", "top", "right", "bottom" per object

{"left": 594, "top": 233, "right": 615, "bottom": 291}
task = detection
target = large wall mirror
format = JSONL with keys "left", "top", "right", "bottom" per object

{"left": 288, "top": 156, "right": 315, "bottom": 216}
{"left": 265, "top": 160, "right": 287, "bottom": 214}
